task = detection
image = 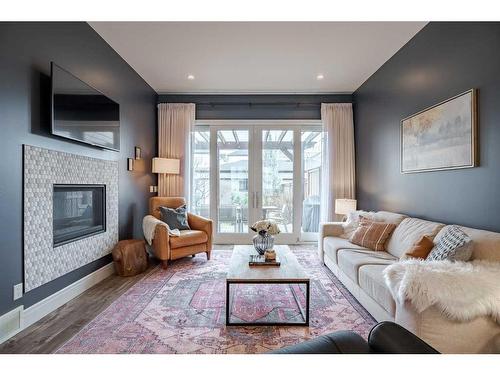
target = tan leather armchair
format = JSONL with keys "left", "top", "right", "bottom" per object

{"left": 149, "top": 197, "right": 213, "bottom": 269}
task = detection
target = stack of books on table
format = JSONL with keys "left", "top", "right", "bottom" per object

{"left": 248, "top": 254, "right": 281, "bottom": 267}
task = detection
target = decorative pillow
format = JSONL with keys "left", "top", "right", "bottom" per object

{"left": 159, "top": 205, "right": 191, "bottom": 231}
{"left": 401, "top": 235, "right": 435, "bottom": 260}
{"left": 339, "top": 210, "right": 376, "bottom": 239}
{"left": 426, "top": 225, "right": 473, "bottom": 262}
{"left": 349, "top": 217, "right": 397, "bottom": 251}
{"left": 340, "top": 220, "right": 359, "bottom": 240}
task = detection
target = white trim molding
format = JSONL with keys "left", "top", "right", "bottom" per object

{"left": 0, "top": 262, "right": 114, "bottom": 345}
{"left": 191, "top": 120, "right": 323, "bottom": 244}
{"left": 0, "top": 305, "right": 23, "bottom": 345}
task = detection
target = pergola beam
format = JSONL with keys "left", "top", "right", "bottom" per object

{"left": 303, "top": 132, "right": 319, "bottom": 148}
{"left": 232, "top": 130, "right": 240, "bottom": 146}
{"left": 277, "top": 130, "right": 287, "bottom": 143}
{"left": 218, "top": 132, "right": 227, "bottom": 144}
{"left": 199, "top": 132, "right": 209, "bottom": 142}
{"left": 264, "top": 130, "right": 270, "bottom": 142}
{"left": 280, "top": 147, "right": 294, "bottom": 162}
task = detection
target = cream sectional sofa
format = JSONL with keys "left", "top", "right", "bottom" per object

{"left": 318, "top": 211, "right": 500, "bottom": 353}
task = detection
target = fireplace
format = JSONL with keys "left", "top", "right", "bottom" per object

{"left": 53, "top": 184, "right": 106, "bottom": 247}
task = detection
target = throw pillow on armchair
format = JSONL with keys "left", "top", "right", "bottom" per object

{"left": 159, "top": 205, "right": 191, "bottom": 231}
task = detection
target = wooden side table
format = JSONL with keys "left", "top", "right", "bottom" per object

{"left": 112, "top": 239, "right": 148, "bottom": 276}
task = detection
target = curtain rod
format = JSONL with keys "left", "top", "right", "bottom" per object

{"left": 160, "top": 102, "right": 328, "bottom": 107}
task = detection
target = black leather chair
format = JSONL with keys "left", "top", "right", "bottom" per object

{"left": 271, "top": 321, "right": 439, "bottom": 354}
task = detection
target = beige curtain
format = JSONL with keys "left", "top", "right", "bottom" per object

{"left": 158, "top": 103, "right": 195, "bottom": 198}
{"left": 320, "top": 103, "right": 356, "bottom": 222}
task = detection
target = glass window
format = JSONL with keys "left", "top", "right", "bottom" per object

{"left": 301, "top": 130, "right": 323, "bottom": 233}
{"left": 262, "top": 130, "right": 294, "bottom": 233}
{"left": 191, "top": 129, "right": 210, "bottom": 218}
{"left": 217, "top": 130, "right": 249, "bottom": 233}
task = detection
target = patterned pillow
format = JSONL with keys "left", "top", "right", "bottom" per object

{"left": 427, "top": 225, "right": 473, "bottom": 262}
{"left": 349, "top": 217, "right": 397, "bottom": 251}
{"left": 159, "top": 205, "right": 191, "bottom": 231}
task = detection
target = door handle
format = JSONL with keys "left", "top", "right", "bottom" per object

{"left": 252, "top": 191, "right": 259, "bottom": 209}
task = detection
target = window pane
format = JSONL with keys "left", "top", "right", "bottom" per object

{"left": 262, "top": 130, "right": 293, "bottom": 233}
{"left": 191, "top": 130, "right": 210, "bottom": 218}
{"left": 218, "top": 130, "right": 249, "bottom": 233}
{"left": 302, "top": 130, "right": 323, "bottom": 233}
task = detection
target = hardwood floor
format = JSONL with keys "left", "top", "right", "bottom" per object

{"left": 0, "top": 245, "right": 312, "bottom": 354}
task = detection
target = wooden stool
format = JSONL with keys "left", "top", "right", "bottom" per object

{"left": 112, "top": 239, "right": 148, "bottom": 276}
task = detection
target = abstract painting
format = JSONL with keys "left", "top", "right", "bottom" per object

{"left": 401, "top": 89, "right": 477, "bottom": 173}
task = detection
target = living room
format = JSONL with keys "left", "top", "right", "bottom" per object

{"left": 1, "top": 1, "right": 500, "bottom": 372}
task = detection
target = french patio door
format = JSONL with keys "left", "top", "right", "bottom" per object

{"left": 191, "top": 121, "right": 323, "bottom": 244}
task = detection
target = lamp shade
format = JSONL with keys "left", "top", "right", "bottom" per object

{"left": 335, "top": 198, "right": 357, "bottom": 216}
{"left": 152, "top": 158, "right": 180, "bottom": 174}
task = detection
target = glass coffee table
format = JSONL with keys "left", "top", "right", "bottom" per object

{"left": 226, "top": 245, "right": 310, "bottom": 326}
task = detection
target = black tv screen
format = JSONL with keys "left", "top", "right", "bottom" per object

{"left": 51, "top": 62, "right": 120, "bottom": 151}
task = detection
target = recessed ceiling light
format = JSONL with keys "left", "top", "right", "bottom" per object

{"left": 187, "top": 74, "right": 195, "bottom": 80}
{"left": 316, "top": 74, "right": 324, "bottom": 80}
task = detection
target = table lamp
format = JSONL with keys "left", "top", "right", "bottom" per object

{"left": 152, "top": 158, "right": 180, "bottom": 174}
{"left": 335, "top": 199, "right": 357, "bottom": 221}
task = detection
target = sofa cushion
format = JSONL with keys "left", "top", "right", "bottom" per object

{"left": 359, "top": 264, "right": 396, "bottom": 316}
{"left": 337, "top": 249, "right": 397, "bottom": 283}
{"left": 371, "top": 211, "right": 407, "bottom": 225}
{"left": 170, "top": 230, "right": 208, "bottom": 249}
{"left": 435, "top": 225, "right": 500, "bottom": 262}
{"left": 346, "top": 210, "right": 376, "bottom": 222}
{"left": 386, "top": 218, "right": 445, "bottom": 259}
{"left": 346, "top": 210, "right": 406, "bottom": 224}
{"left": 323, "top": 237, "right": 369, "bottom": 264}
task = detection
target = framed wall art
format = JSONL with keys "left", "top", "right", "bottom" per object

{"left": 401, "top": 89, "right": 478, "bottom": 173}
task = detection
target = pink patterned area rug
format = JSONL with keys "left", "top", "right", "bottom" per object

{"left": 57, "top": 248, "right": 376, "bottom": 354}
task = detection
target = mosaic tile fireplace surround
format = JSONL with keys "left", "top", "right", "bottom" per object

{"left": 23, "top": 145, "right": 118, "bottom": 291}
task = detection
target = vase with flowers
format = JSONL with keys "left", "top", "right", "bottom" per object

{"left": 250, "top": 220, "right": 280, "bottom": 255}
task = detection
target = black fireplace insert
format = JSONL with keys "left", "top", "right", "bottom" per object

{"left": 53, "top": 184, "right": 106, "bottom": 247}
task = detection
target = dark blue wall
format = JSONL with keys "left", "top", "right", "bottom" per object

{"left": 158, "top": 94, "right": 352, "bottom": 119}
{"left": 0, "top": 22, "right": 157, "bottom": 315}
{"left": 353, "top": 22, "right": 500, "bottom": 232}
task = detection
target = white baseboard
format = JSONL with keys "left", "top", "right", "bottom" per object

{"left": 0, "top": 305, "right": 24, "bottom": 345}
{"left": 0, "top": 262, "right": 115, "bottom": 345}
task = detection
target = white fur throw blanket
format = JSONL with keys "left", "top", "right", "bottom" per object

{"left": 142, "top": 215, "right": 180, "bottom": 245}
{"left": 384, "top": 259, "right": 500, "bottom": 322}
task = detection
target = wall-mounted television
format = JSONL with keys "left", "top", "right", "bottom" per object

{"left": 51, "top": 62, "right": 120, "bottom": 151}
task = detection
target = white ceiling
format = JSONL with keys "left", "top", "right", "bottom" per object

{"left": 90, "top": 22, "right": 426, "bottom": 94}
